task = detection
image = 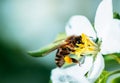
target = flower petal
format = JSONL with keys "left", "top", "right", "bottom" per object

{"left": 95, "top": 0, "right": 113, "bottom": 38}
{"left": 87, "top": 53, "right": 104, "bottom": 82}
{"left": 51, "top": 56, "right": 93, "bottom": 83}
{"left": 51, "top": 68, "right": 90, "bottom": 83}
{"left": 100, "top": 19, "right": 120, "bottom": 54}
{"left": 65, "top": 56, "right": 93, "bottom": 77}
{"left": 65, "top": 15, "right": 96, "bottom": 38}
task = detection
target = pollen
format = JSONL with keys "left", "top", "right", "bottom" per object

{"left": 64, "top": 55, "right": 72, "bottom": 63}
{"left": 73, "top": 33, "right": 99, "bottom": 57}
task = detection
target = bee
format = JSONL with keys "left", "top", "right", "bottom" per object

{"left": 55, "top": 35, "right": 83, "bottom": 67}
{"left": 29, "top": 33, "right": 100, "bottom": 68}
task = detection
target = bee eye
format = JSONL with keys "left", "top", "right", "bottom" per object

{"left": 77, "top": 40, "right": 81, "bottom": 44}
{"left": 75, "top": 37, "right": 81, "bottom": 44}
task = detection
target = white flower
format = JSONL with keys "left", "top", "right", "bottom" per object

{"left": 95, "top": 0, "right": 120, "bottom": 54}
{"left": 51, "top": 0, "right": 120, "bottom": 83}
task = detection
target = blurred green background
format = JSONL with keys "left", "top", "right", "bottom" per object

{"left": 0, "top": 0, "right": 120, "bottom": 83}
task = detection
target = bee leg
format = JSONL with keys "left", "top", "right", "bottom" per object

{"left": 71, "top": 58, "right": 81, "bottom": 66}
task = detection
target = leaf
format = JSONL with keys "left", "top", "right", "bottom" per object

{"left": 95, "top": 70, "right": 120, "bottom": 83}
{"left": 113, "top": 12, "right": 120, "bottom": 19}
{"left": 104, "top": 53, "right": 120, "bottom": 64}
{"left": 28, "top": 40, "right": 64, "bottom": 57}
{"left": 95, "top": 70, "right": 109, "bottom": 83}
{"left": 103, "top": 70, "right": 120, "bottom": 83}
{"left": 28, "top": 33, "right": 67, "bottom": 57}
{"left": 49, "top": 80, "right": 52, "bottom": 83}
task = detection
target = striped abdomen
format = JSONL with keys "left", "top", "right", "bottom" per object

{"left": 55, "top": 35, "right": 82, "bottom": 67}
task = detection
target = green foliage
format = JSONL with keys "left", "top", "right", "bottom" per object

{"left": 104, "top": 53, "right": 120, "bottom": 64}
{"left": 112, "top": 77, "right": 120, "bottom": 83}
{"left": 113, "top": 12, "right": 120, "bottom": 20}
{"left": 28, "top": 33, "right": 67, "bottom": 57}
{"left": 103, "top": 70, "right": 120, "bottom": 83}
{"left": 95, "top": 53, "right": 120, "bottom": 83}
{"left": 95, "top": 70, "right": 109, "bottom": 83}
{"left": 49, "top": 80, "right": 52, "bottom": 83}
{"left": 95, "top": 70, "right": 120, "bottom": 83}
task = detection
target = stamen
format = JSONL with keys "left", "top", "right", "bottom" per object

{"left": 73, "top": 33, "right": 100, "bottom": 58}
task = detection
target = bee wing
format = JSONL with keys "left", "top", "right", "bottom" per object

{"left": 28, "top": 40, "right": 66, "bottom": 57}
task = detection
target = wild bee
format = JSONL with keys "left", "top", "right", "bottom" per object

{"left": 28, "top": 33, "right": 100, "bottom": 68}
{"left": 55, "top": 35, "right": 83, "bottom": 67}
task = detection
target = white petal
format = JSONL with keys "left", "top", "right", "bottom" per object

{"left": 65, "top": 15, "right": 96, "bottom": 38}
{"left": 95, "top": 0, "right": 120, "bottom": 54}
{"left": 51, "top": 56, "right": 94, "bottom": 83}
{"left": 87, "top": 53, "right": 104, "bottom": 82}
{"left": 101, "top": 19, "right": 120, "bottom": 54}
{"left": 65, "top": 56, "right": 93, "bottom": 77}
{"left": 51, "top": 68, "right": 90, "bottom": 83}
{"left": 95, "top": 0, "right": 113, "bottom": 38}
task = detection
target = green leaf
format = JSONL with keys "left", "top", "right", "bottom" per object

{"left": 28, "top": 41, "right": 62, "bottom": 57}
{"left": 28, "top": 33, "right": 67, "bottom": 57}
{"left": 112, "top": 76, "right": 120, "bottom": 83}
{"left": 103, "top": 70, "right": 120, "bottom": 83}
{"left": 95, "top": 70, "right": 109, "bottom": 83}
{"left": 113, "top": 12, "right": 120, "bottom": 20}
{"left": 104, "top": 53, "right": 120, "bottom": 64}
{"left": 49, "top": 80, "right": 52, "bottom": 83}
{"left": 95, "top": 70, "right": 120, "bottom": 83}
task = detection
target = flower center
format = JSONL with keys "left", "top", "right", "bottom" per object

{"left": 72, "top": 33, "right": 100, "bottom": 58}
